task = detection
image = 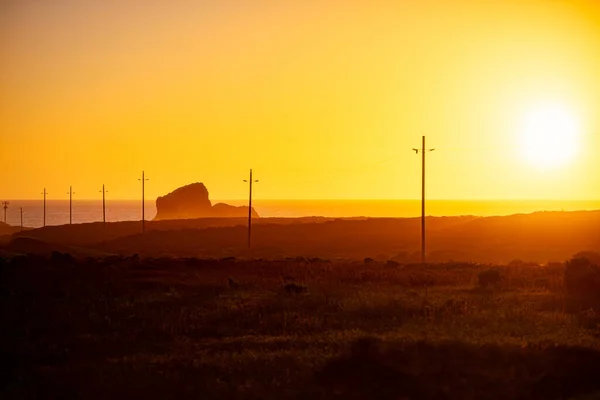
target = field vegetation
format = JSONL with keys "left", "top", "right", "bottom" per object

{"left": 2, "top": 253, "right": 600, "bottom": 399}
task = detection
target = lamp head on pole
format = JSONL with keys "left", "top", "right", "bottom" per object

{"left": 139, "top": 172, "right": 149, "bottom": 182}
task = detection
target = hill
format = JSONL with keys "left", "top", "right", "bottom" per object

{"left": 0, "top": 221, "right": 31, "bottom": 235}
{"left": 4, "top": 211, "right": 598, "bottom": 263}
{"left": 92, "top": 211, "right": 599, "bottom": 263}
{"left": 8, "top": 217, "right": 334, "bottom": 247}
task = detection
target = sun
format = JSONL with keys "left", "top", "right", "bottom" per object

{"left": 519, "top": 103, "right": 581, "bottom": 170}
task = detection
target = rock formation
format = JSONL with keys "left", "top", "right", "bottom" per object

{"left": 153, "top": 183, "right": 259, "bottom": 221}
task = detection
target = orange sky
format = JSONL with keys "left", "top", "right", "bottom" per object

{"left": 1, "top": 0, "right": 599, "bottom": 200}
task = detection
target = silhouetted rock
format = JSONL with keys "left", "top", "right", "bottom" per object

{"left": 154, "top": 182, "right": 259, "bottom": 221}
{"left": 212, "top": 202, "right": 259, "bottom": 218}
{"left": 155, "top": 183, "right": 212, "bottom": 220}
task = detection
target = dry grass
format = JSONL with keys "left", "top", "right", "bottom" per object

{"left": 2, "top": 255, "right": 600, "bottom": 399}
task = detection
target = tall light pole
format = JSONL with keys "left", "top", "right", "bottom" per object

{"left": 20, "top": 207, "right": 23, "bottom": 228}
{"left": 67, "top": 186, "right": 75, "bottom": 224}
{"left": 2, "top": 201, "right": 9, "bottom": 223}
{"left": 100, "top": 184, "right": 107, "bottom": 224}
{"left": 138, "top": 171, "right": 149, "bottom": 233}
{"left": 413, "top": 136, "right": 435, "bottom": 264}
{"left": 42, "top": 188, "right": 48, "bottom": 227}
{"left": 243, "top": 169, "right": 259, "bottom": 249}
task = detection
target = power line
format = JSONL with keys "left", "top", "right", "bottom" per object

{"left": 138, "top": 171, "right": 149, "bottom": 234}
{"left": 412, "top": 136, "right": 435, "bottom": 264}
{"left": 41, "top": 188, "right": 48, "bottom": 227}
{"left": 67, "top": 186, "right": 75, "bottom": 225}
{"left": 100, "top": 184, "right": 108, "bottom": 225}
{"left": 243, "top": 169, "right": 259, "bottom": 249}
{"left": 2, "top": 201, "right": 9, "bottom": 223}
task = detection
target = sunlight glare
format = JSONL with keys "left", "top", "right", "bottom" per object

{"left": 519, "top": 103, "right": 581, "bottom": 170}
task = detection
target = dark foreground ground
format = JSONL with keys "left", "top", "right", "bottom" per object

{"left": 2, "top": 255, "right": 600, "bottom": 399}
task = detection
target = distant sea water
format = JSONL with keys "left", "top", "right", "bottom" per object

{"left": 2, "top": 199, "right": 600, "bottom": 229}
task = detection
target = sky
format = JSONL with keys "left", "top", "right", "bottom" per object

{"left": 1, "top": 0, "right": 599, "bottom": 200}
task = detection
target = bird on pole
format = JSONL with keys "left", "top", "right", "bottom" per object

{"left": 412, "top": 136, "right": 435, "bottom": 264}
{"left": 243, "top": 169, "right": 259, "bottom": 249}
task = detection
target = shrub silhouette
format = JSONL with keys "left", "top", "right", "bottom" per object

{"left": 564, "top": 257, "right": 600, "bottom": 297}
{"left": 227, "top": 277, "right": 239, "bottom": 289}
{"left": 315, "top": 338, "right": 600, "bottom": 400}
{"left": 409, "top": 273, "right": 435, "bottom": 287}
{"left": 478, "top": 268, "right": 502, "bottom": 287}
{"left": 49, "top": 251, "right": 74, "bottom": 264}
{"left": 572, "top": 251, "right": 600, "bottom": 266}
{"left": 283, "top": 283, "right": 308, "bottom": 294}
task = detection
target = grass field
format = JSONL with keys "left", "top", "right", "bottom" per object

{"left": 2, "top": 255, "right": 600, "bottom": 399}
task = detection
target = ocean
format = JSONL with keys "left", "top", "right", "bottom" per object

{"left": 2, "top": 199, "right": 600, "bottom": 229}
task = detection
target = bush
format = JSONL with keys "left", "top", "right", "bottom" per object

{"left": 409, "top": 273, "right": 435, "bottom": 287}
{"left": 284, "top": 283, "right": 308, "bottom": 295}
{"left": 49, "top": 251, "right": 75, "bottom": 264}
{"left": 572, "top": 252, "right": 600, "bottom": 266}
{"left": 227, "top": 277, "right": 240, "bottom": 289}
{"left": 478, "top": 268, "right": 502, "bottom": 287}
{"left": 564, "top": 257, "right": 600, "bottom": 297}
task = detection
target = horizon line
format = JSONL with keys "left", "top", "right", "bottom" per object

{"left": 2, "top": 198, "right": 600, "bottom": 202}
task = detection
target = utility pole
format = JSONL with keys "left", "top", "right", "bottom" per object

{"left": 67, "top": 186, "right": 74, "bottom": 224}
{"left": 413, "top": 136, "right": 435, "bottom": 264}
{"left": 100, "top": 184, "right": 107, "bottom": 224}
{"left": 20, "top": 207, "right": 23, "bottom": 228}
{"left": 42, "top": 188, "right": 48, "bottom": 227}
{"left": 138, "top": 171, "right": 149, "bottom": 233}
{"left": 2, "top": 201, "right": 9, "bottom": 223}
{"left": 243, "top": 169, "right": 259, "bottom": 249}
